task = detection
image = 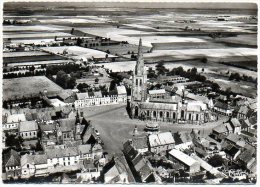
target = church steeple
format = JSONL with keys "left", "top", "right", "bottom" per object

{"left": 75, "top": 110, "right": 80, "bottom": 124}
{"left": 135, "top": 38, "right": 145, "bottom": 75}
{"left": 131, "top": 38, "right": 147, "bottom": 102}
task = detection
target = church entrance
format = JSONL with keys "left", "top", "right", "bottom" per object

{"left": 134, "top": 106, "right": 139, "bottom": 117}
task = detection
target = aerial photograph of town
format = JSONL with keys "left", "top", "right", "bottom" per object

{"left": 1, "top": 0, "right": 258, "bottom": 185}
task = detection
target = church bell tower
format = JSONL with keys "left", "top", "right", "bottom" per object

{"left": 131, "top": 39, "right": 147, "bottom": 102}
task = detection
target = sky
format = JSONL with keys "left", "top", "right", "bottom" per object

{"left": 3, "top": 1, "right": 258, "bottom": 10}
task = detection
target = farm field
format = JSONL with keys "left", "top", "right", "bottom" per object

{"left": 3, "top": 52, "right": 66, "bottom": 64}
{"left": 3, "top": 51, "right": 49, "bottom": 58}
{"left": 3, "top": 76, "right": 63, "bottom": 100}
{"left": 95, "top": 43, "right": 151, "bottom": 55}
{"left": 4, "top": 32, "right": 72, "bottom": 39}
{"left": 41, "top": 46, "right": 117, "bottom": 59}
{"left": 7, "top": 60, "right": 72, "bottom": 67}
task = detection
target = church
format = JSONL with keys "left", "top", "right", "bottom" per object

{"left": 130, "top": 39, "right": 212, "bottom": 125}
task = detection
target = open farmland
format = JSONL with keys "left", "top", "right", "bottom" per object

{"left": 41, "top": 46, "right": 117, "bottom": 60}
{"left": 95, "top": 43, "right": 151, "bottom": 55}
{"left": 3, "top": 51, "right": 66, "bottom": 64}
{"left": 3, "top": 76, "right": 63, "bottom": 101}
{"left": 7, "top": 60, "right": 73, "bottom": 67}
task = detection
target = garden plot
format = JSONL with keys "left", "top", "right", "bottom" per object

{"left": 3, "top": 76, "right": 63, "bottom": 101}
{"left": 41, "top": 46, "right": 116, "bottom": 59}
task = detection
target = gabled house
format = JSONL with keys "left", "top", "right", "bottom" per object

{"left": 212, "top": 122, "right": 233, "bottom": 140}
{"left": 213, "top": 101, "right": 232, "bottom": 116}
{"left": 3, "top": 113, "right": 26, "bottom": 131}
{"left": 148, "top": 132, "right": 175, "bottom": 154}
{"left": 19, "top": 121, "right": 38, "bottom": 140}
{"left": 21, "top": 154, "right": 48, "bottom": 178}
{"left": 229, "top": 118, "right": 242, "bottom": 134}
{"left": 2, "top": 149, "right": 21, "bottom": 179}
{"left": 103, "top": 153, "right": 135, "bottom": 184}
{"left": 233, "top": 105, "right": 253, "bottom": 120}
{"left": 127, "top": 136, "right": 149, "bottom": 153}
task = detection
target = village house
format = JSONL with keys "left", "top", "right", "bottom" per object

{"left": 103, "top": 154, "right": 135, "bottom": 184}
{"left": 78, "top": 144, "right": 103, "bottom": 160}
{"left": 233, "top": 105, "right": 251, "bottom": 119}
{"left": 74, "top": 85, "right": 127, "bottom": 108}
{"left": 76, "top": 160, "right": 101, "bottom": 183}
{"left": 168, "top": 149, "right": 200, "bottom": 174}
{"left": 229, "top": 118, "right": 242, "bottom": 134}
{"left": 45, "top": 147, "right": 80, "bottom": 169}
{"left": 212, "top": 122, "right": 233, "bottom": 140}
{"left": 148, "top": 132, "right": 175, "bottom": 154}
{"left": 2, "top": 149, "right": 21, "bottom": 179}
{"left": 2, "top": 113, "right": 27, "bottom": 132}
{"left": 173, "top": 131, "right": 193, "bottom": 151}
{"left": 213, "top": 101, "right": 233, "bottom": 116}
{"left": 19, "top": 120, "right": 38, "bottom": 140}
{"left": 148, "top": 89, "right": 166, "bottom": 100}
{"left": 21, "top": 154, "right": 48, "bottom": 178}
{"left": 126, "top": 136, "right": 149, "bottom": 153}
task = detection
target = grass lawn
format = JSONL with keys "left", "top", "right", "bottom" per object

{"left": 3, "top": 76, "right": 63, "bottom": 100}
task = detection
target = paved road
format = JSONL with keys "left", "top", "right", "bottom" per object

{"left": 81, "top": 104, "right": 225, "bottom": 154}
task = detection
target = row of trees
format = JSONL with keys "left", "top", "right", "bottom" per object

{"left": 3, "top": 70, "right": 46, "bottom": 79}
{"left": 229, "top": 72, "right": 257, "bottom": 84}
{"left": 46, "top": 63, "right": 84, "bottom": 76}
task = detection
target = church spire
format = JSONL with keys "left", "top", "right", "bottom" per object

{"left": 75, "top": 110, "right": 80, "bottom": 124}
{"left": 135, "top": 38, "right": 144, "bottom": 75}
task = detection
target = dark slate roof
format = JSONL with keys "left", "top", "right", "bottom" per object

{"left": 214, "top": 101, "right": 229, "bottom": 110}
{"left": 132, "top": 136, "right": 148, "bottom": 150}
{"left": 46, "top": 147, "right": 78, "bottom": 159}
{"left": 236, "top": 146, "right": 256, "bottom": 164}
{"left": 3, "top": 149, "right": 20, "bottom": 167}
{"left": 57, "top": 118, "right": 76, "bottom": 132}
{"left": 224, "top": 145, "right": 239, "bottom": 157}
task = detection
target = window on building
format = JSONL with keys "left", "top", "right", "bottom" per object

{"left": 136, "top": 79, "right": 138, "bottom": 86}
{"left": 25, "top": 133, "right": 27, "bottom": 137}
{"left": 173, "top": 112, "right": 176, "bottom": 119}
{"left": 153, "top": 111, "right": 157, "bottom": 118}
{"left": 196, "top": 114, "right": 199, "bottom": 121}
{"left": 181, "top": 110, "right": 185, "bottom": 119}
{"left": 147, "top": 110, "right": 150, "bottom": 117}
{"left": 189, "top": 113, "right": 192, "bottom": 120}
{"left": 166, "top": 112, "right": 170, "bottom": 118}
{"left": 160, "top": 111, "right": 163, "bottom": 118}
{"left": 140, "top": 79, "right": 142, "bottom": 86}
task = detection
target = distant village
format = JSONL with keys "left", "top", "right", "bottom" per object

{"left": 2, "top": 3, "right": 258, "bottom": 185}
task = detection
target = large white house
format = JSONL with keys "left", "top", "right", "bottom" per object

{"left": 74, "top": 86, "right": 127, "bottom": 108}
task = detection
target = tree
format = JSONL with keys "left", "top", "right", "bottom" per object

{"left": 156, "top": 61, "right": 168, "bottom": 75}
{"left": 201, "top": 57, "right": 208, "bottom": 63}
{"left": 71, "top": 28, "right": 74, "bottom": 34}
{"left": 208, "top": 155, "right": 224, "bottom": 167}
